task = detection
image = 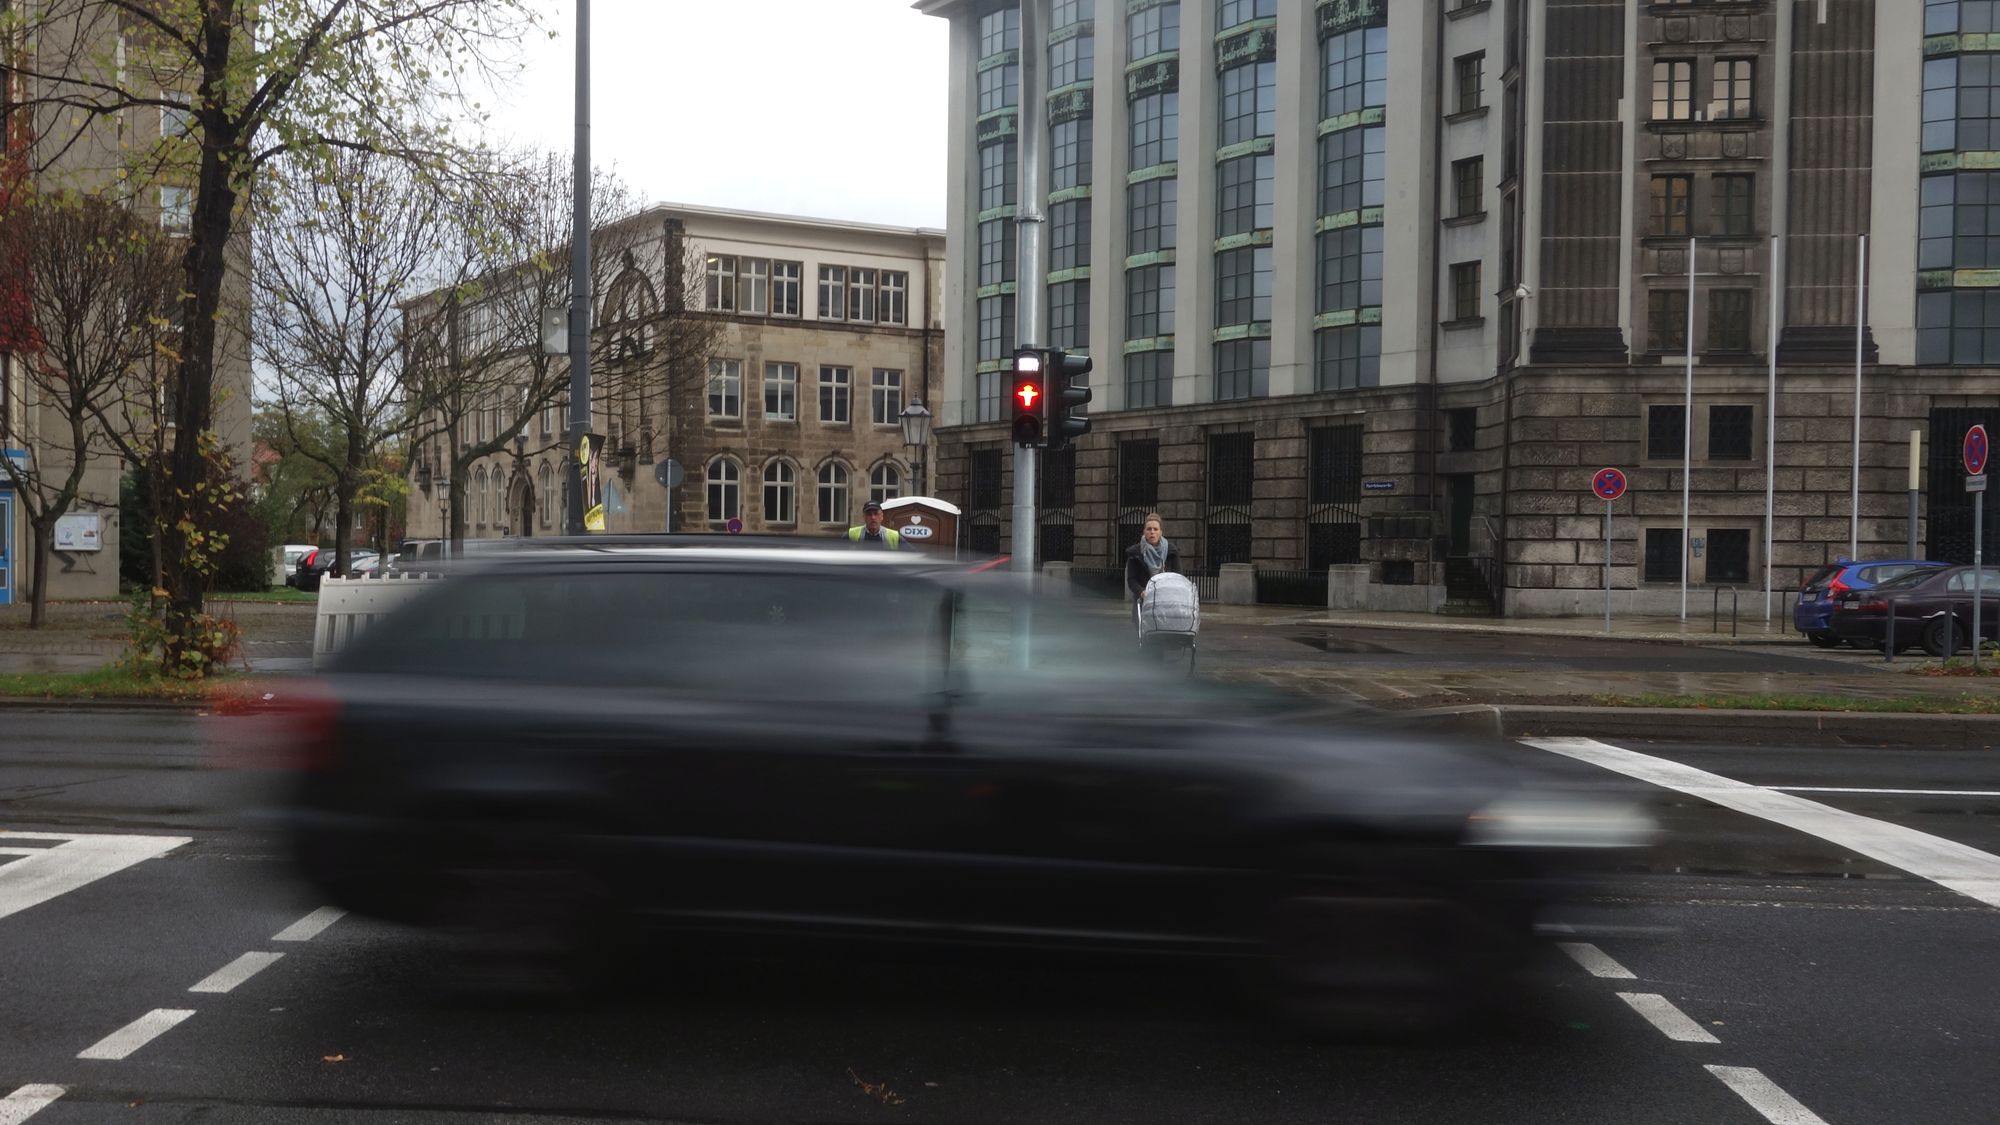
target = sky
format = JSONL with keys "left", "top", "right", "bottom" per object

{"left": 481, "top": 0, "right": 951, "bottom": 230}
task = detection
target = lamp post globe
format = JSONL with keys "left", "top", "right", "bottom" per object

{"left": 899, "top": 400, "right": 932, "bottom": 496}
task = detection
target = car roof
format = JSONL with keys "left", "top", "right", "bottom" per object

{"left": 428, "top": 534, "right": 972, "bottom": 576}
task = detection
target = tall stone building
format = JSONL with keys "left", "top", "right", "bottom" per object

{"left": 0, "top": 5, "right": 253, "bottom": 606}
{"left": 404, "top": 205, "right": 945, "bottom": 545}
{"left": 917, "top": 0, "right": 1997, "bottom": 615}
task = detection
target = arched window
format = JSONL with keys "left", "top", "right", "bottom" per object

{"left": 817, "top": 461, "right": 850, "bottom": 526}
{"left": 706, "top": 457, "right": 741, "bottom": 523}
{"left": 473, "top": 466, "right": 488, "bottom": 526}
{"left": 538, "top": 462, "right": 554, "bottom": 528}
{"left": 869, "top": 462, "right": 902, "bottom": 505}
{"left": 762, "top": 460, "right": 796, "bottom": 525}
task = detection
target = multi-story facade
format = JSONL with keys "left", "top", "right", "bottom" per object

{"left": 404, "top": 205, "right": 944, "bottom": 545}
{"left": 0, "top": 6, "right": 253, "bottom": 606}
{"left": 920, "top": 0, "right": 2000, "bottom": 615}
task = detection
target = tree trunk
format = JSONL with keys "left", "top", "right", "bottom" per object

{"left": 333, "top": 485, "right": 353, "bottom": 577}
{"left": 26, "top": 517, "right": 52, "bottom": 629}
{"left": 160, "top": 77, "right": 243, "bottom": 669}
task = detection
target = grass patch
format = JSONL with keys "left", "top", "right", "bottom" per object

{"left": 0, "top": 663, "right": 248, "bottom": 703}
{"left": 1592, "top": 692, "right": 2000, "bottom": 715}
{"left": 208, "top": 588, "right": 317, "bottom": 604}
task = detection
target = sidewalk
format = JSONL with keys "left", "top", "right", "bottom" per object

{"left": 0, "top": 599, "right": 315, "bottom": 674}
{"left": 1184, "top": 604, "right": 1801, "bottom": 645}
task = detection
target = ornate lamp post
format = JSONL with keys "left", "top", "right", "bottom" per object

{"left": 899, "top": 400, "right": 932, "bottom": 498}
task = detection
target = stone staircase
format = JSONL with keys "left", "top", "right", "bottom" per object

{"left": 1441, "top": 556, "right": 1497, "bottom": 616}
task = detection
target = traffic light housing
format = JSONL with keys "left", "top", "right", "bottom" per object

{"left": 1045, "top": 348, "right": 1093, "bottom": 451}
{"left": 1009, "top": 348, "right": 1044, "bottom": 447}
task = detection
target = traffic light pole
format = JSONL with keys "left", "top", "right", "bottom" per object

{"left": 1012, "top": 0, "right": 1046, "bottom": 586}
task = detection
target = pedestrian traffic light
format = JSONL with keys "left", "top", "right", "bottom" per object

{"left": 1045, "top": 348, "right": 1093, "bottom": 452}
{"left": 1010, "top": 348, "right": 1044, "bottom": 447}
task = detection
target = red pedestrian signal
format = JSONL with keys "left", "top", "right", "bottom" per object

{"left": 1010, "top": 348, "right": 1044, "bottom": 447}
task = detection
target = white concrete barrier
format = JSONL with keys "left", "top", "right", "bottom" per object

{"left": 312, "top": 573, "right": 444, "bottom": 670}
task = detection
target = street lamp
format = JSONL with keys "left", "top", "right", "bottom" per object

{"left": 899, "top": 400, "right": 932, "bottom": 498}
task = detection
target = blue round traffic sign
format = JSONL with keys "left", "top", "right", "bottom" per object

{"left": 1967, "top": 425, "right": 1990, "bottom": 476}
{"left": 726, "top": 517, "right": 744, "bottom": 535}
{"left": 1591, "top": 467, "right": 1628, "bottom": 501}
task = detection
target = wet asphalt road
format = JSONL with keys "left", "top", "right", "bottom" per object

{"left": 1, "top": 706, "right": 1997, "bottom": 1124}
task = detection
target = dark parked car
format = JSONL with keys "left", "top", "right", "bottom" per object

{"left": 263, "top": 539, "right": 1653, "bottom": 1025}
{"left": 1830, "top": 564, "right": 2000, "bottom": 656}
{"left": 1795, "top": 559, "right": 1948, "bottom": 647}
{"left": 293, "top": 547, "right": 376, "bottom": 593}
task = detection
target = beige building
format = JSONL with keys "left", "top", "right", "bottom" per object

{"left": 403, "top": 204, "right": 945, "bottom": 545}
{"left": 0, "top": 6, "right": 253, "bottom": 608}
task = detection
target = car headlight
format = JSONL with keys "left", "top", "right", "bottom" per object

{"left": 1466, "top": 796, "right": 1659, "bottom": 849}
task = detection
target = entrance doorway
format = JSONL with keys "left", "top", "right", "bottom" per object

{"left": 1446, "top": 475, "right": 1475, "bottom": 557}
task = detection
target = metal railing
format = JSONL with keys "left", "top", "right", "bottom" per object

{"left": 1712, "top": 585, "right": 1739, "bottom": 637}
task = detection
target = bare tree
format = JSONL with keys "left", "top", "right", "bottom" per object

{"left": 0, "top": 190, "right": 181, "bottom": 625}
{"left": 252, "top": 149, "right": 444, "bottom": 576}
{"left": 0, "top": 0, "right": 537, "bottom": 664}
{"left": 403, "top": 151, "right": 718, "bottom": 550}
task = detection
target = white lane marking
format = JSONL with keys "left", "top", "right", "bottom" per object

{"left": 77, "top": 1008, "right": 195, "bottom": 1060}
{"left": 272, "top": 906, "right": 346, "bottom": 942}
{"left": 188, "top": 951, "right": 284, "bottom": 994}
{"left": 1557, "top": 941, "right": 1638, "bottom": 979}
{"left": 0, "top": 833, "right": 190, "bottom": 924}
{"left": 0, "top": 847, "right": 44, "bottom": 856}
{"left": 1615, "top": 992, "right": 1720, "bottom": 1044}
{"left": 1706, "top": 1065, "right": 1832, "bottom": 1125}
{"left": 1775, "top": 786, "right": 2000, "bottom": 798}
{"left": 0, "top": 1085, "right": 66, "bottom": 1125}
{"left": 1525, "top": 738, "right": 2000, "bottom": 911}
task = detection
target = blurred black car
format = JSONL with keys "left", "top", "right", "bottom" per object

{"left": 1831, "top": 564, "right": 2000, "bottom": 656}
{"left": 265, "top": 538, "right": 1653, "bottom": 1024}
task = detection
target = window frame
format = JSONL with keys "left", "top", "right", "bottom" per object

{"left": 817, "top": 461, "right": 851, "bottom": 526}
{"left": 871, "top": 368, "right": 904, "bottom": 426}
{"left": 762, "top": 460, "right": 798, "bottom": 526}
{"left": 706, "top": 358, "right": 742, "bottom": 421}
{"left": 706, "top": 457, "right": 742, "bottom": 524}
{"left": 1653, "top": 58, "right": 1695, "bottom": 121}
{"left": 818, "top": 365, "right": 852, "bottom": 425}
{"left": 763, "top": 361, "right": 798, "bottom": 422}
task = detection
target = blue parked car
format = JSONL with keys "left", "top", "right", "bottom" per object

{"left": 1795, "top": 559, "right": 1949, "bottom": 647}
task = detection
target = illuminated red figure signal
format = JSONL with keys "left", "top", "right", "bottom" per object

{"left": 1010, "top": 348, "right": 1044, "bottom": 446}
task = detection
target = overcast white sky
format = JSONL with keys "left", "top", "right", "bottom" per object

{"left": 482, "top": 1, "right": 951, "bottom": 229}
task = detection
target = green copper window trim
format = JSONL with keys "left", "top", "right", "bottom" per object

{"left": 1313, "top": 307, "right": 1384, "bottom": 330}
{"left": 1318, "top": 106, "right": 1386, "bottom": 137}
{"left": 1918, "top": 270, "right": 2000, "bottom": 290}
{"left": 1127, "top": 162, "right": 1179, "bottom": 185}
{"left": 1921, "top": 151, "right": 2000, "bottom": 173}
{"left": 976, "top": 205, "right": 1019, "bottom": 224}
{"left": 1212, "top": 323, "right": 1272, "bottom": 343}
{"left": 1048, "top": 185, "right": 1094, "bottom": 205}
{"left": 1314, "top": 207, "right": 1385, "bottom": 234}
{"left": 1048, "top": 266, "right": 1094, "bottom": 285}
{"left": 1212, "top": 230, "right": 1274, "bottom": 253}
{"left": 976, "top": 359, "right": 1010, "bottom": 375}
{"left": 976, "top": 282, "right": 1020, "bottom": 300}
{"left": 977, "top": 48, "right": 1019, "bottom": 73}
{"left": 1125, "top": 249, "right": 1179, "bottom": 270}
{"left": 1122, "top": 336, "right": 1176, "bottom": 355}
{"left": 1216, "top": 136, "right": 1275, "bottom": 162}
{"left": 1050, "top": 20, "right": 1093, "bottom": 45}
{"left": 1215, "top": 21, "right": 1278, "bottom": 70}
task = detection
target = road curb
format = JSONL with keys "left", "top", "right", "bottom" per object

{"left": 0, "top": 696, "right": 216, "bottom": 714}
{"left": 1392, "top": 703, "right": 2000, "bottom": 749}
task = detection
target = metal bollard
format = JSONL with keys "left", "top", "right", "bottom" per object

{"left": 1885, "top": 598, "right": 1896, "bottom": 663}
{"left": 1712, "top": 585, "right": 1740, "bottom": 637}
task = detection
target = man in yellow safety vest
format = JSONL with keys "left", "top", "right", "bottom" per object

{"left": 847, "top": 500, "right": 901, "bottom": 549}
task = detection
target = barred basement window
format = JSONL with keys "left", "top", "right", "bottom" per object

{"left": 1119, "top": 438, "right": 1160, "bottom": 508}
{"left": 971, "top": 448, "right": 1004, "bottom": 510}
{"left": 1707, "top": 529, "right": 1750, "bottom": 584}
{"left": 1647, "top": 404, "right": 1687, "bottom": 461}
{"left": 1644, "top": 528, "right": 1684, "bottom": 582}
{"left": 1708, "top": 405, "right": 1754, "bottom": 461}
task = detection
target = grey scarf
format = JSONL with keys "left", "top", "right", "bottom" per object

{"left": 1141, "top": 537, "right": 1170, "bottom": 575}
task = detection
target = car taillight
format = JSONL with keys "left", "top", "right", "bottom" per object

{"left": 208, "top": 685, "right": 340, "bottom": 772}
{"left": 1858, "top": 600, "right": 1887, "bottom": 613}
{"left": 1827, "top": 577, "right": 1851, "bottom": 597}
{"left": 303, "top": 549, "right": 319, "bottom": 568}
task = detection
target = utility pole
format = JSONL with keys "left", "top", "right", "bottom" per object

{"left": 1012, "top": 0, "right": 1045, "bottom": 583}
{"left": 564, "top": 0, "right": 594, "bottom": 536}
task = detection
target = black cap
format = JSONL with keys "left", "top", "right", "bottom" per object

{"left": 862, "top": 500, "right": 884, "bottom": 514}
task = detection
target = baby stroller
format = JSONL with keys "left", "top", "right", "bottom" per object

{"left": 1137, "top": 571, "right": 1200, "bottom": 676}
